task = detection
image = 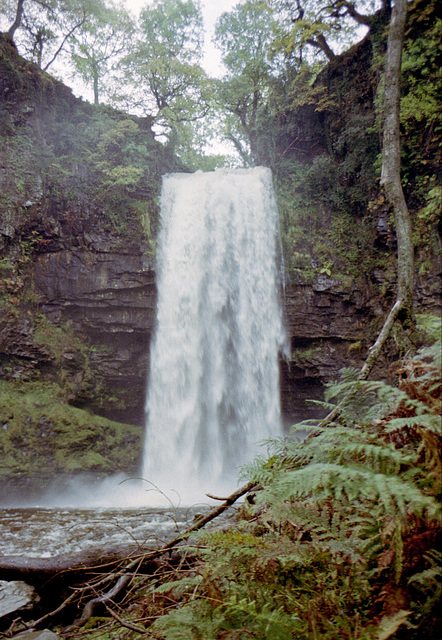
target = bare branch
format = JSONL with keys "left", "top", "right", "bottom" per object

{"left": 67, "top": 480, "right": 257, "bottom": 630}
{"left": 43, "top": 12, "right": 87, "bottom": 71}
{"left": 305, "top": 34, "right": 336, "bottom": 60}
{"left": 105, "top": 604, "right": 147, "bottom": 634}
{"left": 329, "top": 1, "right": 372, "bottom": 27}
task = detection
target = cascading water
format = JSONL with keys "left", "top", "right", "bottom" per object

{"left": 142, "top": 167, "right": 286, "bottom": 503}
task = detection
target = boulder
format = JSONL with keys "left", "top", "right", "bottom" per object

{"left": 12, "top": 631, "right": 60, "bottom": 639}
{"left": 0, "top": 580, "right": 38, "bottom": 619}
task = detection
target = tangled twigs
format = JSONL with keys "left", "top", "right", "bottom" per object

{"left": 29, "top": 591, "right": 79, "bottom": 629}
{"left": 1, "top": 616, "right": 28, "bottom": 638}
{"left": 65, "top": 574, "right": 132, "bottom": 631}
{"left": 105, "top": 604, "right": 147, "bottom": 634}
{"left": 71, "top": 480, "right": 258, "bottom": 630}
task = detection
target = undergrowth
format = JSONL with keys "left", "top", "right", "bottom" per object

{"left": 120, "top": 319, "right": 441, "bottom": 640}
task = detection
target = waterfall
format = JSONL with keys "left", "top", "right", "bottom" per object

{"left": 142, "top": 167, "right": 286, "bottom": 503}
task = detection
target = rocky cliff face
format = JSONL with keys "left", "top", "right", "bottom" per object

{"left": 0, "top": 33, "right": 164, "bottom": 427}
{"left": 281, "top": 278, "right": 369, "bottom": 423}
{"left": 32, "top": 229, "right": 157, "bottom": 424}
{"left": 1, "top": 201, "right": 378, "bottom": 428}
{"left": 0, "top": 35, "right": 382, "bottom": 433}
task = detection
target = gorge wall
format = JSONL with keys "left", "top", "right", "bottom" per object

{"left": 3, "top": 212, "right": 377, "bottom": 427}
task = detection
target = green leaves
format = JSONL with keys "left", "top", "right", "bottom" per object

{"left": 213, "top": 0, "right": 282, "bottom": 164}
{"left": 68, "top": 0, "right": 134, "bottom": 104}
{"left": 114, "top": 0, "right": 211, "bottom": 161}
{"left": 122, "top": 0, "right": 206, "bottom": 120}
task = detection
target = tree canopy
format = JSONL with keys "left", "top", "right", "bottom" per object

{"left": 69, "top": 0, "right": 134, "bottom": 104}
{"left": 118, "top": 0, "right": 209, "bottom": 134}
{"left": 1, "top": 0, "right": 439, "bottom": 293}
{"left": 269, "top": 0, "right": 390, "bottom": 62}
{"left": 214, "top": 0, "right": 281, "bottom": 164}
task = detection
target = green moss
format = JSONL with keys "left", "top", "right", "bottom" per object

{"left": 0, "top": 379, "right": 142, "bottom": 480}
{"left": 290, "top": 344, "right": 324, "bottom": 363}
{"left": 34, "top": 314, "right": 84, "bottom": 361}
{"left": 275, "top": 151, "right": 378, "bottom": 284}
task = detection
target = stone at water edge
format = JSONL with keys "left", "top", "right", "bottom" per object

{"left": 12, "top": 631, "right": 60, "bottom": 639}
{"left": 0, "top": 580, "right": 39, "bottom": 618}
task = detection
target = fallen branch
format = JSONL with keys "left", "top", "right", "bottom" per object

{"left": 23, "top": 591, "right": 78, "bottom": 630}
{"left": 357, "top": 298, "right": 403, "bottom": 381}
{"left": 0, "top": 545, "right": 140, "bottom": 586}
{"left": 162, "top": 480, "right": 258, "bottom": 549}
{"left": 105, "top": 604, "right": 147, "bottom": 634}
{"left": 66, "top": 574, "right": 132, "bottom": 631}
{"left": 307, "top": 297, "right": 405, "bottom": 436}
{"left": 71, "top": 480, "right": 258, "bottom": 629}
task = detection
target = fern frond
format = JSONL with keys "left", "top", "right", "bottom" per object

{"left": 212, "top": 594, "right": 302, "bottom": 639}
{"left": 334, "top": 441, "right": 416, "bottom": 472}
{"left": 408, "top": 565, "right": 442, "bottom": 587}
{"left": 407, "top": 549, "right": 442, "bottom": 623}
{"left": 324, "top": 376, "right": 409, "bottom": 425}
{"left": 384, "top": 413, "right": 441, "bottom": 434}
{"left": 408, "top": 549, "right": 442, "bottom": 589}
{"left": 271, "top": 463, "right": 440, "bottom": 520}
{"left": 155, "top": 574, "right": 203, "bottom": 597}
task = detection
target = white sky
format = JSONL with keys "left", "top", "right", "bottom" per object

{"left": 123, "top": 0, "right": 238, "bottom": 76}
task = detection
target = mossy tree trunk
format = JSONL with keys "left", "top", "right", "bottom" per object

{"left": 380, "top": 0, "right": 414, "bottom": 324}
{"left": 338, "top": 0, "right": 414, "bottom": 385}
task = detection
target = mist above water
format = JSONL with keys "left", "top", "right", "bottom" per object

{"left": 142, "top": 167, "right": 286, "bottom": 503}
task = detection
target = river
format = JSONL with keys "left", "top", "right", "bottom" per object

{"left": 0, "top": 505, "right": 211, "bottom": 558}
{"left": 0, "top": 474, "right": 218, "bottom": 558}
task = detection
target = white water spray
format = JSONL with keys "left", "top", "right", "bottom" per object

{"left": 142, "top": 167, "right": 286, "bottom": 503}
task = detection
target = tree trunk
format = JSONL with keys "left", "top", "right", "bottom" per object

{"left": 380, "top": 0, "right": 414, "bottom": 323}
{"left": 8, "top": 0, "right": 25, "bottom": 40}
{"left": 93, "top": 71, "right": 99, "bottom": 105}
{"left": 0, "top": 546, "right": 141, "bottom": 586}
{"left": 310, "top": 1, "right": 414, "bottom": 427}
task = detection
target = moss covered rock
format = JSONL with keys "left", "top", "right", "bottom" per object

{"left": 0, "top": 379, "right": 142, "bottom": 483}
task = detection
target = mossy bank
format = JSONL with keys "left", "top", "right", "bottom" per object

{"left": 0, "top": 379, "right": 141, "bottom": 500}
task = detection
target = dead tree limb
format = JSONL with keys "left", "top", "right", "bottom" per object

{"left": 306, "top": 297, "right": 404, "bottom": 435}
{"left": 71, "top": 480, "right": 258, "bottom": 629}
{"left": 161, "top": 480, "right": 258, "bottom": 549}
{"left": 27, "top": 591, "right": 78, "bottom": 629}
{"left": 105, "top": 605, "right": 147, "bottom": 634}
{"left": 67, "top": 574, "right": 132, "bottom": 630}
{"left": 357, "top": 298, "right": 404, "bottom": 381}
{"left": 0, "top": 545, "right": 140, "bottom": 586}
